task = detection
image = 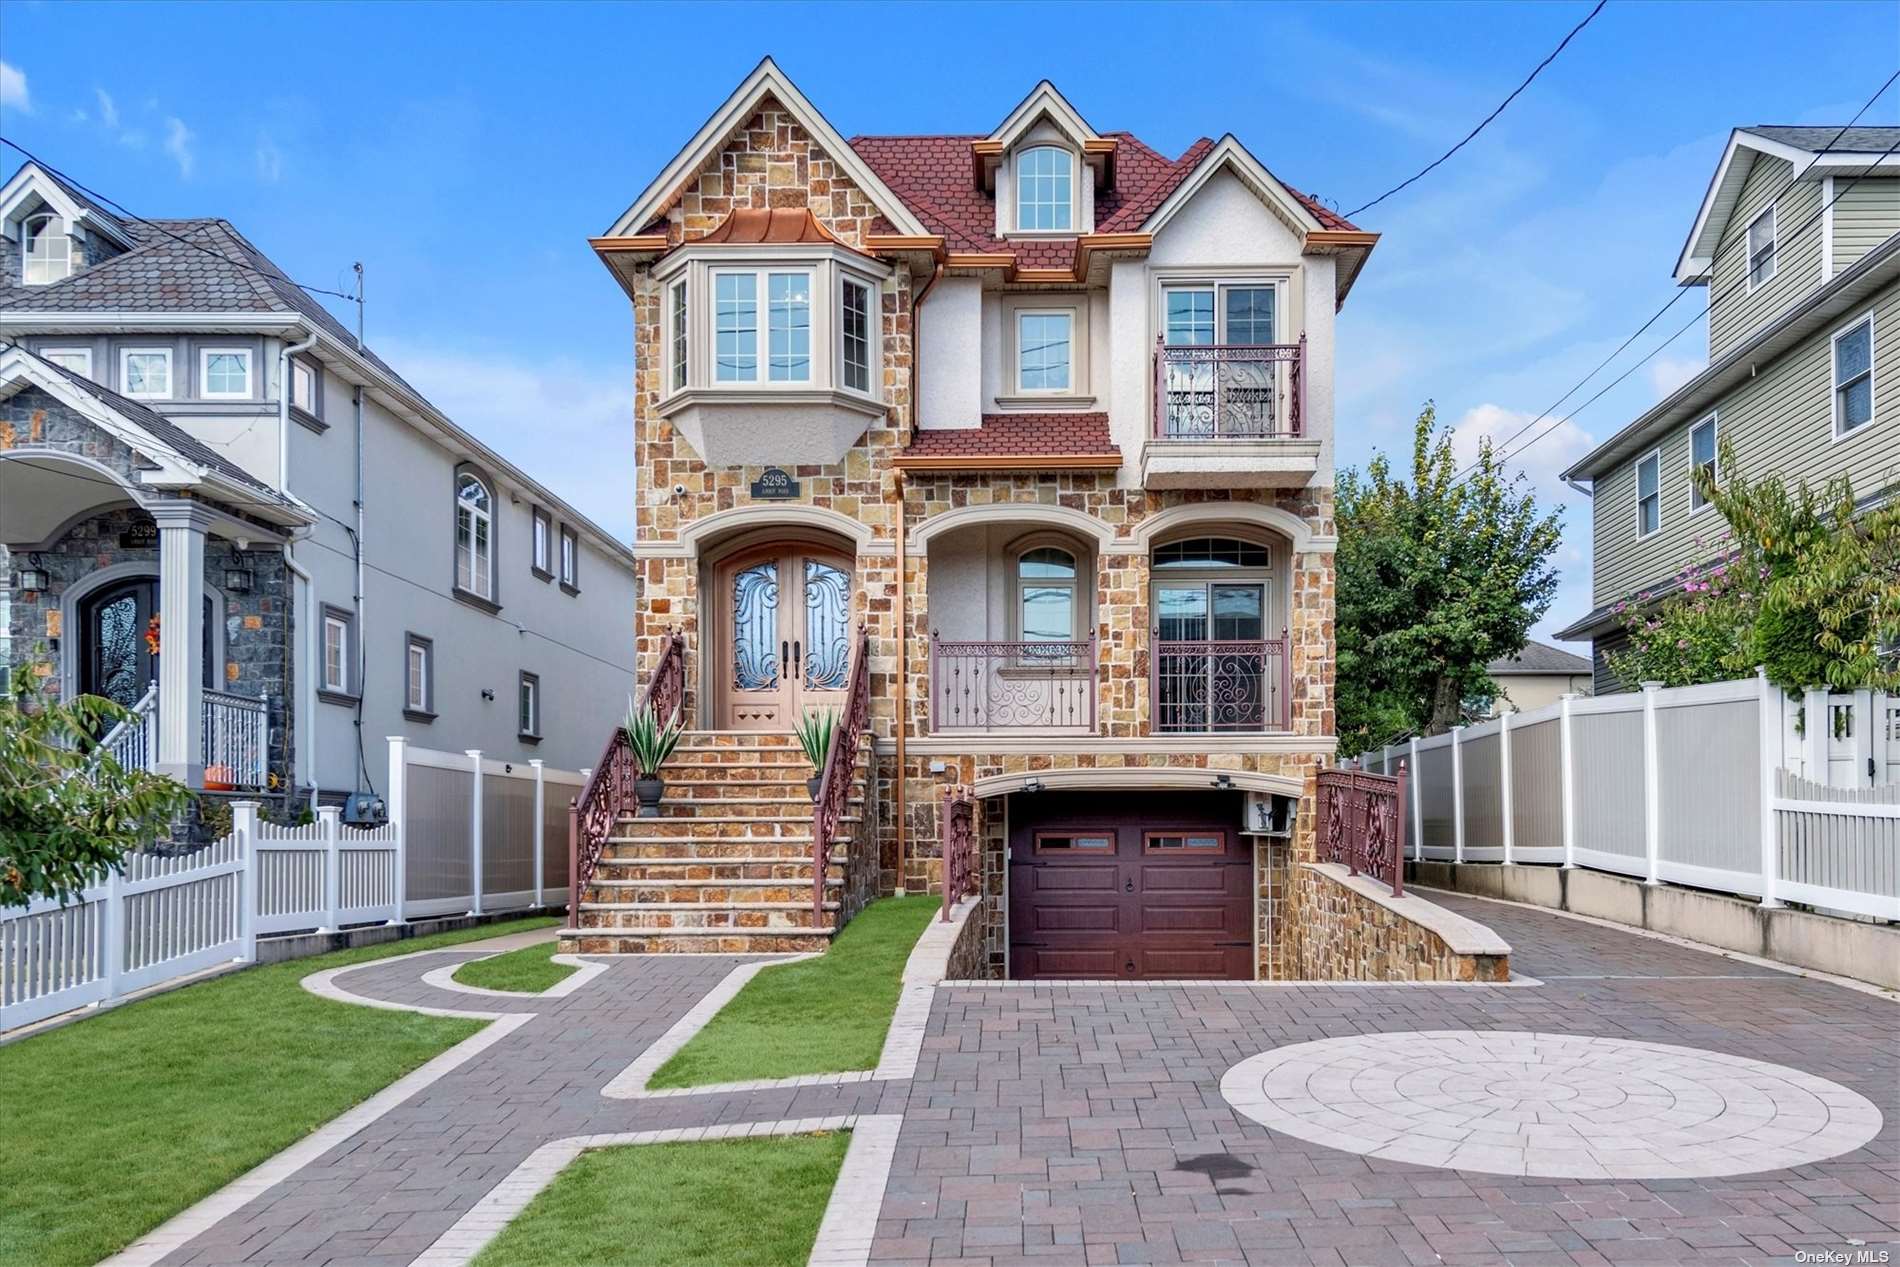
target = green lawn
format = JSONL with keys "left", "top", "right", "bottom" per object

{"left": 0, "top": 916, "right": 558, "bottom": 1267}
{"left": 649, "top": 894, "right": 938, "bottom": 1089}
{"left": 450, "top": 940, "right": 576, "bottom": 993}
{"left": 472, "top": 1132, "right": 850, "bottom": 1267}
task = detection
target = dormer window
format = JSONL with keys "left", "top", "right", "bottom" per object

{"left": 22, "top": 214, "right": 71, "bottom": 285}
{"left": 1016, "top": 146, "right": 1073, "bottom": 232}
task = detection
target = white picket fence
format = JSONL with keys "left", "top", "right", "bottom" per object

{"left": 1359, "top": 674, "right": 1900, "bottom": 922}
{"left": 0, "top": 736, "right": 585, "bottom": 1034}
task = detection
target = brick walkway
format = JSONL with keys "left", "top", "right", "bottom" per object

{"left": 136, "top": 895, "right": 1895, "bottom": 1267}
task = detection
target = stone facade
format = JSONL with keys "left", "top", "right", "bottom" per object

{"left": 1291, "top": 863, "right": 1511, "bottom": 982}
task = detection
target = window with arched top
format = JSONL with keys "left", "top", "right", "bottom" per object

{"left": 455, "top": 472, "right": 494, "bottom": 600}
{"left": 1018, "top": 545, "right": 1077, "bottom": 645}
{"left": 1015, "top": 146, "right": 1073, "bottom": 232}
{"left": 22, "top": 214, "right": 71, "bottom": 286}
{"left": 1152, "top": 537, "right": 1272, "bottom": 570}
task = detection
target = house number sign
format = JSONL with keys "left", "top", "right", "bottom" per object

{"left": 749, "top": 467, "right": 800, "bottom": 499}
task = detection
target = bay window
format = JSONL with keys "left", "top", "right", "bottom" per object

{"left": 841, "top": 276, "right": 872, "bottom": 393}
{"left": 199, "top": 347, "right": 252, "bottom": 399}
{"left": 120, "top": 348, "right": 173, "bottom": 399}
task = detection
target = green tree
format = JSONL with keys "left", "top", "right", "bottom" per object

{"left": 0, "top": 663, "right": 195, "bottom": 908}
{"left": 1337, "top": 403, "right": 1563, "bottom": 753}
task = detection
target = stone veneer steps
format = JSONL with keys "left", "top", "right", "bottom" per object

{"left": 561, "top": 731, "right": 870, "bottom": 954}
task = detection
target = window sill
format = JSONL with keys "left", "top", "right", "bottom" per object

{"left": 559, "top": 580, "right": 581, "bottom": 597}
{"left": 452, "top": 586, "right": 502, "bottom": 615}
{"left": 403, "top": 708, "right": 436, "bottom": 723}
{"left": 531, "top": 566, "right": 554, "bottom": 583}
{"left": 317, "top": 688, "right": 359, "bottom": 708}
{"left": 657, "top": 385, "right": 886, "bottom": 418}
{"left": 993, "top": 394, "right": 1097, "bottom": 410}
{"left": 289, "top": 404, "right": 327, "bottom": 434}
{"left": 518, "top": 732, "right": 543, "bottom": 746}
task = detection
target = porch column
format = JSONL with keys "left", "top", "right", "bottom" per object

{"left": 152, "top": 501, "right": 210, "bottom": 787}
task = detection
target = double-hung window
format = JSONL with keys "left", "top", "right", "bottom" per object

{"left": 455, "top": 473, "right": 495, "bottom": 600}
{"left": 1017, "top": 311, "right": 1072, "bottom": 392}
{"left": 1833, "top": 315, "right": 1874, "bottom": 435}
{"left": 321, "top": 607, "right": 353, "bottom": 695}
{"left": 1016, "top": 146, "right": 1073, "bottom": 232}
{"left": 290, "top": 357, "right": 320, "bottom": 417}
{"left": 1635, "top": 451, "right": 1662, "bottom": 539}
{"left": 713, "top": 269, "right": 812, "bottom": 383}
{"left": 531, "top": 508, "right": 552, "bottom": 578}
{"left": 404, "top": 634, "right": 433, "bottom": 717}
{"left": 199, "top": 347, "right": 252, "bottom": 399}
{"left": 1689, "top": 416, "right": 1718, "bottom": 511}
{"left": 518, "top": 671, "right": 541, "bottom": 740}
{"left": 840, "top": 277, "right": 873, "bottom": 393}
{"left": 669, "top": 279, "right": 688, "bottom": 392}
{"left": 1746, "top": 205, "right": 1777, "bottom": 290}
{"left": 559, "top": 526, "right": 579, "bottom": 591}
{"left": 121, "top": 348, "right": 173, "bottom": 399}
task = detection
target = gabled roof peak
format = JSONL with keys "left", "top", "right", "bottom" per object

{"left": 986, "top": 80, "right": 1100, "bottom": 148}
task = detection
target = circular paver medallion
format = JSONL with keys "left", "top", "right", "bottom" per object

{"left": 1221, "top": 1030, "right": 1883, "bottom": 1179}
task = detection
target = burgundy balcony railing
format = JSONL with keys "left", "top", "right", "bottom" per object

{"left": 1151, "top": 633, "right": 1291, "bottom": 733}
{"left": 928, "top": 633, "right": 1098, "bottom": 733}
{"left": 1152, "top": 335, "right": 1305, "bottom": 439}
{"left": 940, "top": 784, "right": 977, "bottom": 923}
{"left": 1317, "top": 761, "right": 1409, "bottom": 897}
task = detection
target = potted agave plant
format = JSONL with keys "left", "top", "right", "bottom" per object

{"left": 792, "top": 708, "right": 839, "bottom": 801}
{"left": 625, "top": 699, "right": 682, "bottom": 817}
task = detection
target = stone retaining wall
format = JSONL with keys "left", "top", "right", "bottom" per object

{"left": 1293, "top": 862, "right": 1511, "bottom": 982}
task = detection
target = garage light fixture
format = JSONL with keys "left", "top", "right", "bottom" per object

{"left": 1212, "top": 774, "right": 1234, "bottom": 789}
{"left": 1022, "top": 778, "right": 1044, "bottom": 794}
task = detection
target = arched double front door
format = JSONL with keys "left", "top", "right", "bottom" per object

{"left": 77, "top": 578, "right": 213, "bottom": 707}
{"left": 712, "top": 545, "right": 853, "bottom": 730}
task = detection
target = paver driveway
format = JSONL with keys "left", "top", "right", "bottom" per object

{"left": 131, "top": 892, "right": 1896, "bottom": 1267}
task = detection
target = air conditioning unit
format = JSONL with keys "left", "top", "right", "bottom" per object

{"left": 342, "top": 792, "right": 387, "bottom": 826}
{"left": 1241, "top": 792, "right": 1297, "bottom": 838}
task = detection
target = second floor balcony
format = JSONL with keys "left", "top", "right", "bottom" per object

{"left": 1143, "top": 336, "right": 1322, "bottom": 489}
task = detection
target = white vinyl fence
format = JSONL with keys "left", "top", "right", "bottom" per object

{"left": 1359, "top": 675, "right": 1899, "bottom": 923}
{"left": 1, "top": 736, "right": 584, "bottom": 1033}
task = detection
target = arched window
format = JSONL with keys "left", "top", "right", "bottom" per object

{"left": 1015, "top": 146, "right": 1072, "bottom": 232}
{"left": 455, "top": 472, "right": 494, "bottom": 600}
{"left": 22, "top": 214, "right": 71, "bottom": 286}
{"left": 1017, "top": 545, "right": 1078, "bottom": 647}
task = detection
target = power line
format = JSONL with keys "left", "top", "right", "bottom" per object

{"left": 1454, "top": 70, "right": 1900, "bottom": 481}
{"left": 0, "top": 136, "right": 361, "bottom": 304}
{"left": 1344, "top": 0, "right": 1609, "bottom": 219}
{"left": 1466, "top": 124, "right": 1900, "bottom": 485}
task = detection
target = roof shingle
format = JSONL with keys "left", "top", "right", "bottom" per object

{"left": 901, "top": 413, "right": 1118, "bottom": 461}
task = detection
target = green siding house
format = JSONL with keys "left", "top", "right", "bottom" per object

{"left": 1558, "top": 126, "right": 1900, "bottom": 691}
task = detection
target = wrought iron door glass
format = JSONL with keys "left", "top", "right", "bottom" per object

{"left": 731, "top": 560, "right": 779, "bottom": 690}
{"left": 802, "top": 558, "right": 850, "bottom": 689}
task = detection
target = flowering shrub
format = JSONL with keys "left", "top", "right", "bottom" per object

{"left": 1606, "top": 548, "right": 1758, "bottom": 688}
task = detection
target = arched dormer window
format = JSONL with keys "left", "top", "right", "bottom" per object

{"left": 22, "top": 213, "right": 71, "bottom": 286}
{"left": 1015, "top": 146, "right": 1073, "bottom": 232}
{"left": 455, "top": 471, "right": 495, "bottom": 602}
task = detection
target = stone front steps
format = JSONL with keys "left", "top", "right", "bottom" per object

{"left": 561, "top": 730, "right": 870, "bottom": 955}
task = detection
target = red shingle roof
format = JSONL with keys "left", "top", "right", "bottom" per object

{"left": 899, "top": 413, "right": 1119, "bottom": 465}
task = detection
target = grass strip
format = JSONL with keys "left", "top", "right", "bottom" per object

{"left": 0, "top": 915, "right": 557, "bottom": 1267}
{"left": 450, "top": 940, "right": 576, "bottom": 993}
{"left": 472, "top": 1132, "right": 850, "bottom": 1267}
{"left": 649, "top": 894, "right": 937, "bottom": 1089}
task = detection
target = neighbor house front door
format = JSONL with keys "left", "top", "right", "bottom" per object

{"left": 714, "top": 547, "right": 852, "bottom": 730}
{"left": 77, "top": 579, "right": 214, "bottom": 707}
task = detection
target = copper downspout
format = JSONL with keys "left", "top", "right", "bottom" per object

{"left": 895, "top": 257, "right": 946, "bottom": 893}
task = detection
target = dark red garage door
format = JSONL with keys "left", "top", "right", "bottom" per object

{"left": 1008, "top": 791, "right": 1253, "bottom": 980}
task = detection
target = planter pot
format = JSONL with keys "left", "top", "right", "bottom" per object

{"left": 635, "top": 775, "right": 665, "bottom": 817}
{"left": 807, "top": 775, "right": 823, "bottom": 801}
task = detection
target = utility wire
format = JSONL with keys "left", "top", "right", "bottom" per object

{"left": 1344, "top": 0, "right": 1608, "bottom": 219}
{"left": 1465, "top": 125, "right": 1900, "bottom": 485}
{"left": 1453, "top": 70, "right": 1900, "bottom": 482}
{"left": 0, "top": 136, "right": 361, "bottom": 304}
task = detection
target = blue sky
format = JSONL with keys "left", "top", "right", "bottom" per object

{"left": 2, "top": 0, "right": 1895, "bottom": 640}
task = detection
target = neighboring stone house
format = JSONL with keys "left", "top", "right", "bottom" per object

{"left": 579, "top": 60, "right": 1385, "bottom": 979}
{"left": 0, "top": 161, "right": 638, "bottom": 807}
{"left": 1557, "top": 127, "right": 1900, "bottom": 692}
{"left": 1482, "top": 639, "right": 1593, "bottom": 717}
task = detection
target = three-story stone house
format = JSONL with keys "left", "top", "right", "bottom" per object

{"left": 585, "top": 60, "right": 1377, "bottom": 979}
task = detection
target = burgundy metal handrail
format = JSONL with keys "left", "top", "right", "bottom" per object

{"left": 1150, "top": 632, "right": 1291, "bottom": 733}
{"left": 940, "top": 784, "right": 976, "bottom": 922}
{"left": 1317, "top": 760, "right": 1408, "bottom": 897}
{"left": 1152, "top": 335, "right": 1305, "bottom": 439}
{"left": 812, "top": 623, "right": 871, "bottom": 922}
{"left": 928, "top": 633, "right": 1098, "bottom": 733}
{"left": 568, "top": 630, "right": 685, "bottom": 921}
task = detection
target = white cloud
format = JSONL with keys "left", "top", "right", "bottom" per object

{"left": 95, "top": 87, "right": 118, "bottom": 129}
{"left": 0, "top": 61, "right": 29, "bottom": 114}
{"left": 376, "top": 341, "right": 633, "bottom": 541}
{"left": 1648, "top": 353, "right": 1705, "bottom": 400}
{"left": 255, "top": 135, "right": 284, "bottom": 183}
{"left": 162, "top": 116, "right": 195, "bottom": 178}
{"left": 1447, "top": 402, "right": 1595, "bottom": 507}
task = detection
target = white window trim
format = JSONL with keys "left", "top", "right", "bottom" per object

{"left": 404, "top": 634, "right": 434, "bottom": 716}
{"left": 666, "top": 278, "right": 689, "bottom": 397}
{"left": 39, "top": 346, "right": 92, "bottom": 376}
{"left": 531, "top": 507, "right": 553, "bottom": 578}
{"left": 1013, "top": 145, "right": 1076, "bottom": 235}
{"left": 709, "top": 265, "right": 816, "bottom": 386}
{"left": 1688, "top": 414, "right": 1718, "bottom": 514}
{"left": 1744, "top": 202, "right": 1777, "bottom": 293}
{"left": 321, "top": 607, "right": 353, "bottom": 694}
{"left": 1831, "top": 309, "right": 1876, "bottom": 440}
{"left": 1156, "top": 273, "right": 1294, "bottom": 346}
{"left": 119, "top": 347, "right": 173, "bottom": 400}
{"left": 21, "top": 213, "right": 71, "bottom": 286}
{"left": 1634, "top": 448, "right": 1663, "bottom": 541}
{"left": 197, "top": 346, "right": 253, "bottom": 400}
{"left": 455, "top": 473, "right": 495, "bottom": 601}
{"left": 289, "top": 357, "right": 321, "bottom": 417}
{"left": 1015, "top": 307, "right": 1077, "bottom": 396}
{"left": 1008, "top": 533, "right": 1089, "bottom": 645}
{"left": 518, "top": 671, "right": 541, "bottom": 739}
{"left": 836, "top": 273, "right": 876, "bottom": 399}
{"left": 559, "top": 525, "right": 579, "bottom": 591}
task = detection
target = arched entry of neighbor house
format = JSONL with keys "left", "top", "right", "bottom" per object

{"left": 71, "top": 574, "right": 216, "bottom": 709}
{"left": 702, "top": 532, "right": 855, "bottom": 731}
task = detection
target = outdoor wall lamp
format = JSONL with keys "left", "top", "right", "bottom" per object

{"left": 1022, "top": 778, "right": 1044, "bottom": 794}
{"left": 1212, "top": 774, "right": 1235, "bottom": 790}
{"left": 222, "top": 568, "right": 254, "bottom": 593}
{"left": 481, "top": 688, "right": 496, "bottom": 701}
{"left": 14, "top": 567, "right": 49, "bottom": 592}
